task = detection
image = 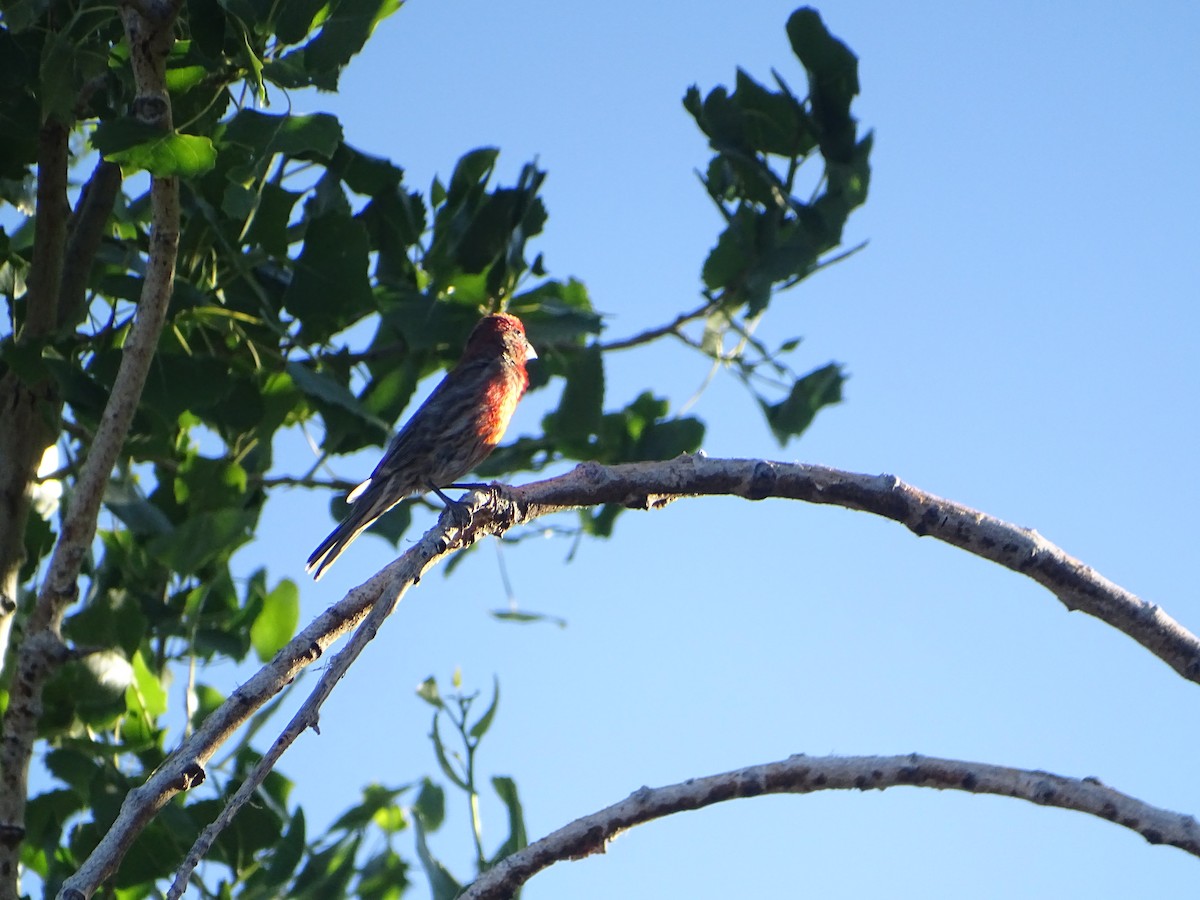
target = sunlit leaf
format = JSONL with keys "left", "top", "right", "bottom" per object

{"left": 250, "top": 578, "right": 300, "bottom": 662}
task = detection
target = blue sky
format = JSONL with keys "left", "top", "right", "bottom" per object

{"left": 247, "top": 2, "right": 1200, "bottom": 896}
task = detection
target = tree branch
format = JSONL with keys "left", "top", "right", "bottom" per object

{"left": 0, "top": 119, "right": 71, "bottom": 667}
{"left": 462, "top": 752, "right": 1200, "bottom": 899}
{"left": 58, "top": 512, "right": 466, "bottom": 899}
{"left": 0, "top": 159, "right": 123, "bottom": 636}
{"left": 496, "top": 457, "right": 1200, "bottom": 684}
{"left": 21, "top": 120, "right": 70, "bottom": 340}
{"left": 254, "top": 473, "right": 358, "bottom": 492}
{"left": 0, "top": 62, "right": 74, "bottom": 900}
{"left": 597, "top": 297, "right": 720, "bottom": 351}
{"left": 58, "top": 457, "right": 1200, "bottom": 894}
{"left": 57, "top": 160, "right": 123, "bottom": 332}
{"left": 164, "top": 512, "right": 453, "bottom": 898}
{"left": 0, "top": 6, "right": 182, "bottom": 896}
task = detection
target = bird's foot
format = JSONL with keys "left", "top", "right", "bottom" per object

{"left": 431, "top": 484, "right": 474, "bottom": 529}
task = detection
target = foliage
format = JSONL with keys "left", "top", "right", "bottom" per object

{"left": 0, "top": 2, "right": 868, "bottom": 896}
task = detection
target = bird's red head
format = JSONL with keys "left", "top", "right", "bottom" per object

{"left": 463, "top": 313, "right": 537, "bottom": 365}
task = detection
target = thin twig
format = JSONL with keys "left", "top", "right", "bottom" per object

{"left": 597, "top": 297, "right": 722, "bottom": 352}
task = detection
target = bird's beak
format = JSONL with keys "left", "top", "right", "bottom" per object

{"left": 525, "top": 343, "right": 538, "bottom": 362}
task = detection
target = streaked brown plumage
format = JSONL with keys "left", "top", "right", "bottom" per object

{"left": 306, "top": 313, "right": 536, "bottom": 580}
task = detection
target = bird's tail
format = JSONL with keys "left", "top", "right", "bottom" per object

{"left": 306, "top": 511, "right": 374, "bottom": 581}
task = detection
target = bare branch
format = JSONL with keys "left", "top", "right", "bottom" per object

{"left": 496, "top": 457, "right": 1200, "bottom": 684}
{"left": 462, "top": 753, "right": 1200, "bottom": 899}
{"left": 59, "top": 457, "right": 1200, "bottom": 894}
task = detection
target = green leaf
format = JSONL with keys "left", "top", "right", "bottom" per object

{"left": 127, "top": 650, "right": 168, "bottom": 720}
{"left": 413, "top": 777, "right": 445, "bottom": 831}
{"left": 701, "top": 205, "right": 757, "bottom": 293}
{"left": 92, "top": 121, "right": 217, "bottom": 177}
{"left": 356, "top": 848, "right": 411, "bottom": 900}
{"left": 787, "top": 7, "right": 861, "bottom": 160}
{"left": 633, "top": 415, "right": 705, "bottom": 461}
{"left": 111, "top": 813, "right": 194, "bottom": 887}
{"left": 24, "top": 789, "right": 83, "bottom": 857}
{"left": 429, "top": 717, "right": 468, "bottom": 791}
{"left": 288, "top": 362, "right": 366, "bottom": 415}
{"left": 416, "top": 676, "right": 444, "bottom": 709}
{"left": 43, "top": 749, "right": 103, "bottom": 795}
{"left": 360, "top": 357, "right": 420, "bottom": 427}
{"left": 20, "top": 502, "right": 53, "bottom": 584}
{"left": 692, "top": 85, "right": 745, "bottom": 151}
{"left": 63, "top": 588, "right": 150, "bottom": 660}
{"left": 190, "top": 684, "right": 226, "bottom": 730}
{"left": 246, "top": 183, "right": 302, "bottom": 256}
{"left": 760, "top": 362, "right": 844, "bottom": 445}
{"left": 283, "top": 212, "right": 374, "bottom": 339}
{"left": 1, "top": 0, "right": 51, "bottom": 33}
{"left": 372, "top": 802, "right": 409, "bottom": 836}
{"left": 488, "top": 776, "right": 527, "bottom": 865}
{"left": 140, "top": 353, "right": 236, "bottom": 420}
{"left": 247, "top": 809, "right": 307, "bottom": 895}
{"left": 43, "top": 652, "right": 132, "bottom": 730}
{"left": 542, "top": 346, "right": 604, "bottom": 454}
{"left": 413, "top": 816, "right": 461, "bottom": 900}
{"left": 300, "top": 0, "right": 403, "bottom": 81}
{"left": 103, "top": 481, "right": 174, "bottom": 538}
{"left": 489, "top": 609, "right": 568, "bottom": 627}
{"left": 275, "top": 0, "right": 329, "bottom": 45}
{"left": 221, "top": 110, "right": 344, "bottom": 160}
{"left": 329, "top": 783, "right": 407, "bottom": 831}
{"left": 38, "top": 30, "right": 76, "bottom": 124}
{"left": 165, "top": 64, "right": 209, "bottom": 93}
{"left": 468, "top": 677, "right": 500, "bottom": 741}
{"left": 144, "top": 509, "right": 256, "bottom": 575}
{"left": 173, "top": 455, "right": 248, "bottom": 513}
{"left": 188, "top": 0, "right": 226, "bottom": 57}
{"left": 250, "top": 579, "right": 300, "bottom": 662}
{"left": 513, "top": 278, "right": 602, "bottom": 344}
{"left": 787, "top": 7, "right": 860, "bottom": 106}
{"left": 332, "top": 142, "right": 404, "bottom": 196}
{"left": 733, "top": 68, "right": 815, "bottom": 157}
{"left": 446, "top": 147, "right": 499, "bottom": 200}
{"left": 361, "top": 188, "right": 426, "bottom": 285}
{"left": 291, "top": 833, "right": 360, "bottom": 898}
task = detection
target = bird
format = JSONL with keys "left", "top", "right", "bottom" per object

{"left": 306, "top": 312, "right": 536, "bottom": 580}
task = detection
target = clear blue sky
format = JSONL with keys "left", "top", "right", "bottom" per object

{"left": 247, "top": 2, "right": 1200, "bottom": 896}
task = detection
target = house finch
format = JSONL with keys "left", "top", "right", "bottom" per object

{"left": 306, "top": 313, "right": 536, "bottom": 580}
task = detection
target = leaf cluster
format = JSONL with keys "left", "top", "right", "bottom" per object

{"left": 0, "top": 3, "right": 870, "bottom": 895}
{"left": 682, "top": 6, "right": 872, "bottom": 444}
